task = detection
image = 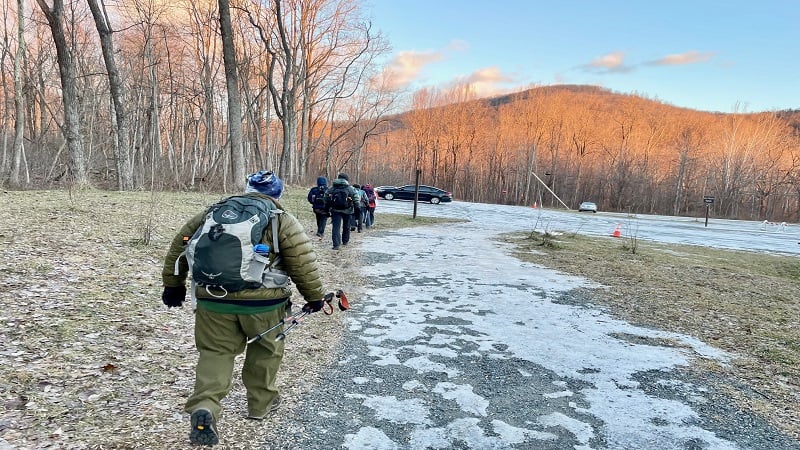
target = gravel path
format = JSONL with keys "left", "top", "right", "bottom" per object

{"left": 268, "top": 201, "right": 800, "bottom": 450}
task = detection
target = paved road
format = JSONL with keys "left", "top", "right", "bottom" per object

{"left": 282, "top": 201, "right": 800, "bottom": 449}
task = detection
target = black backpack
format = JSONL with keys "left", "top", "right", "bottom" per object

{"left": 327, "top": 188, "right": 351, "bottom": 210}
{"left": 309, "top": 186, "right": 327, "bottom": 209}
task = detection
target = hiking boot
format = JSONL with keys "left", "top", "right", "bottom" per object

{"left": 332, "top": 245, "right": 340, "bottom": 250}
{"left": 247, "top": 395, "right": 282, "bottom": 420}
{"left": 189, "top": 408, "right": 218, "bottom": 446}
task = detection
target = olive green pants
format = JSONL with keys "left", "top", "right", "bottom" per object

{"left": 184, "top": 306, "right": 285, "bottom": 419}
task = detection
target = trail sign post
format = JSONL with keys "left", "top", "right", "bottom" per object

{"left": 703, "top": 196, "right": 715, "bottom": 227}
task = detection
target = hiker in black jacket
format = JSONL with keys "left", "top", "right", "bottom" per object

{"left": 307, "top": 176, "right": 329, "bottom": 237}
{"left": 324, "top": 173, "right": 357, "bottom": 250}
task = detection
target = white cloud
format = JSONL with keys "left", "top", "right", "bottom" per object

{"left": 649, "top": 51, "right": 714, "bottom": 66}
{"left": 579, "top": 50, "right": 714, "bottom": 74}
{"left": 585, "top": 51, "right": 630, "bottom": 73}
{"left": 445, "top": 66, "right": 517, "bottom": 98}
{"left": 380, "top": 50, "right": 445, "bottom": 90}
{"left": 379, "top": 39, "right": 470, "bottom": 90}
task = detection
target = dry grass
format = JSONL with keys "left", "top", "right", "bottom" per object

{"left": 502, "top": 230, "right": 800, "bottom": 440}
{"left": 0, "top": 187, "right": 372, "bottom": 449}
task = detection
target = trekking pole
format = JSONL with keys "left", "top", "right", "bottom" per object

{"left": 247, "top": 309, "right": 307, "bottom": 344}
{"left": 275, "top": 290, "right": 350, "bottom": 340}
{"left": 321, "top": 290, "right": 350, "bottom": 314}
{"left": 274, "top": 312, "right": 309, "bottom": 341}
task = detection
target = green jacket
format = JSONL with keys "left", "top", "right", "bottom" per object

{"left": 162, "top": 193, "right": 325, "bottom": 314}
{"left": 324, "top": 178, "right": 357, "bottom": 215}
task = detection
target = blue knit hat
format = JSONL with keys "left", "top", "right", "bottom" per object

{"left": 317, "top": 176, "right": 328, "bottom": 187}
{"left": 245, "top": 170, "right": 284, "bottom": 198}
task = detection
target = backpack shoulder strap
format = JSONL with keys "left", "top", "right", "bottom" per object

{"left": 222, "top": 194, "right": 284, "bottom": 257}
{"left": 268, "top": 208, "right": 284, "bottom": 256}
{"left": 244, "top": 196, "right": 284, "bottom": 269}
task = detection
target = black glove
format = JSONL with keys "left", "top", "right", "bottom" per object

{"left": 302, "top": 300, "right": 324, "bottom": 313}
{"left": 162, "top": 285, "right": 186, "bottom": 308}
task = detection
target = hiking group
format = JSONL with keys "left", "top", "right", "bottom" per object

{"left": 307, "top": 172, "right": 378, "bottom": 250}
{"left": 161, "top": 170, "right": 331, "bottom": 447}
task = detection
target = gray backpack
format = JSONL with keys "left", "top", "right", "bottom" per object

{"left": 181, "top": 196, "right": 285, "bottom": 297}
{"left": 358, "top": 190, "right": 369, "bottom": 208}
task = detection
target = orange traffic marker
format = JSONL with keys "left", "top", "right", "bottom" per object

{"left": 612, "top": 224, "right": 622, "bottom": 237}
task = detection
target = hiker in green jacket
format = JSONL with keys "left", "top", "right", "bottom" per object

{"left": 161, "top": 170, "right": 326, "bottom": 447}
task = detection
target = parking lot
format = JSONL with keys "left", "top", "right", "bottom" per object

{"left": 279, "top": 200, "right": 800, "bottom": 449}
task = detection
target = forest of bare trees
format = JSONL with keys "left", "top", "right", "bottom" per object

{"left": 377, "top": 86, "right": 800, "bottom": 222}
{"left": 0, "top": 0, "right": 393, "bottom": 191}
{"left": 1, "top": 0, "right": 799, "bottom": 221}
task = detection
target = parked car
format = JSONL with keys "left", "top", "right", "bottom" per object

{"left": 376, "top": 185, "right": 453, "bottom": 204}
{"left": 578, "top": 201, "right": 598, "bottom": 213}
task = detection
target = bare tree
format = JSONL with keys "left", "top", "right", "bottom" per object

{"left": 671, "top": 125, "right": 704, "bottom": 215}
{"left": 35, "top": 0, "right": 90, "bottom": 186}
{"left": 242, "top": 0, "right": 297, "bottom": 178}
{"left": 87, "top": 0, "right": 134, "bottom": 190}
{"left": 298, "top": 0, "right": 385, "bottom": 181}
{"left": 218, "top": 0, "right": 246, "bottom": 188}
{"left": 404, "top": 88, "right": 439, "bottom": 182}
{"left": 10, "top": 0, "right": 29, "bottom": 186}
{"left": 0, "top": 0, "right": 12, "bottom": 181}
{"left": 244, "top": 0, "right": 386, "bottom": 183}
{"left": 264, "top": 0, "right": 298, "bottom": 179}
{"left": 304, "top": 21, "right": 395, "bottom": 180}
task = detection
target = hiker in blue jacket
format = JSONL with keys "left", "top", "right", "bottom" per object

{"left": 352, "top": 184, "right": 366, "bottom": 233}
{"left": 307, "top": 176, "right": 329, "bottom": 237}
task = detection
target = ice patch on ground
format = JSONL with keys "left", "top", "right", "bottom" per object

{"left": 402, "top": 355, "right": 460, "bottom": 377}
{"left": 543, "top": 390, "right": 574, "bottom": 399}
{"left": 432, "top": 382, "right": 489, "bottom": 416}
{"left": 539, "top": 412, "right": 595, "bottom": 444}
{"left": 343, "top": 427, "right": 400, "bottom": 450}
{"left": 349, "top": 394, "right": 431, "bottom": 425}
{"left": 492, "top": 419, "right": 558, "bottom": 443}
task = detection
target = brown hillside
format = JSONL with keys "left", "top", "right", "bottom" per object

{"left": 363, "top": 85, "right": 800, "bottom": 222}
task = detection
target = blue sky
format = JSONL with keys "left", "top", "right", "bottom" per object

{"left": 366, "top": 0, "right": 799, "bottom": 113}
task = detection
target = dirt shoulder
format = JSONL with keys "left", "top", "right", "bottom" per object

{"left": 501, "top": 230, "right": 800, "bottom": 441}
{"left": 0, "top": 189, "right": 361, "bottom": 449}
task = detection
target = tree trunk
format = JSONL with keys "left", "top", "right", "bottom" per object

{"left": 149, "top": 47, "right": 162, "bottom": 190}
{"left": 35, "top": 0, "right": 90, "bottom": 187}
{"left": 87, "top": 0, "right": 134, "bottom": 190}
{"left": 10, "top": 0, "right": 28, "bottom": 186}
{"left": 673, "top": 149, "right": 689, "bottom": 216}
{"left": 218, "top": 0, "right": 246, "bottom": 189}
